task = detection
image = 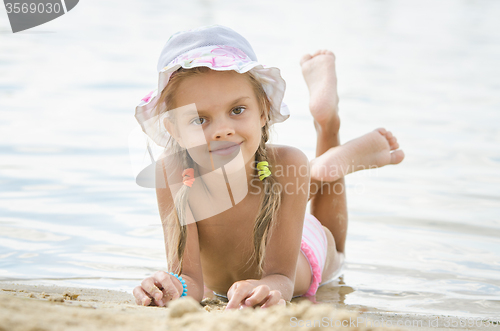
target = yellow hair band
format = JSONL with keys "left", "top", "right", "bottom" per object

{"left": 256, "top": 161, "right": 271, "bottom": 181}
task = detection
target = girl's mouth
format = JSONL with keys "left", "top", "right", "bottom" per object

{"left": 210, "top": 142, "right": 241, "bottom": 156}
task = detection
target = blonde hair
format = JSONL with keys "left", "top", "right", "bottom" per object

{"left": 154, "top": 66, "right": 282, "bottom": 276}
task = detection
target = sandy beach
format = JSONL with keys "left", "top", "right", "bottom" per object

{"left": 0, "top": 282, "right": 494, "bottom": 331}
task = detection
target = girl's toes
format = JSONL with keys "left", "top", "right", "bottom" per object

{"left": 376, "top": 128, "right": 387, "bottom": 135}
{"left": 312, "top": 49, "right": 322, "bottom": 57}
{"left": 389, "top": 137, "right": 398, "bottom": 147}
{"left": 300, "top": 54, "right": 313, "bottom": 65}
{"left": 386, "top": 131, "right": 393, "bottom": 139}
{"left": 390, "top": 150, "right": 405, "bottom": 165}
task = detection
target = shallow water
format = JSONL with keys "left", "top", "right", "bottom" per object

{"left": 1, "top": 0, "right": 500, "bottom": 318}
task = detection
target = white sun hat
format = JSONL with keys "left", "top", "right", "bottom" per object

{"left": 134, "top": 24, "right": 290, "bottom": 148}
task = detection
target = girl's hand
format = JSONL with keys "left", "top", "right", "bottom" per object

{"left": 225, "top": 280, "right": 286, "bottom": 310}
{"left": 133, "top": 271, "right": 183, "bottom": 307}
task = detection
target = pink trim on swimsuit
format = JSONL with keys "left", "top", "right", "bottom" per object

{"left": 300, "top": 240, "right": 323, "bottom": 297}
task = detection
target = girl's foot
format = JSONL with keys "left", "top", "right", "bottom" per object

{"left": 310, "top": 128, "right": 405, "bottom": 182}
{"left": 300, "top": 50, "right": 340, "bottom": 134}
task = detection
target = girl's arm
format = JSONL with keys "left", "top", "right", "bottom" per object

{"left": 133, "top": 155, "right": 204, "bottom": 306}
{"left": 226, "top": 146, "right": 310, "bottom": 309}
{"left": 133, "top": 217, "right": 204, "bottom": 306}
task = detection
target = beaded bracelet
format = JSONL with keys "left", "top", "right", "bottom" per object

{"left": 168, "top": 272, "right": 188, "bottom": 297}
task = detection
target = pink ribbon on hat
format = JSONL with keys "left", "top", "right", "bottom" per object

{"left": 141, "top": 90, "right": 155, "bottom": 103}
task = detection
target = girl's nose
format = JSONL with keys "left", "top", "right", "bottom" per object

{"left": 212, "top": 119, "right": 235, "bottom": 140}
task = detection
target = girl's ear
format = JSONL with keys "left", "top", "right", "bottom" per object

{"left": 260, "top": 110, "right": 267, "bottom": 128}
{"left": 163, "top": 117, "right": 185, "bottom": 148}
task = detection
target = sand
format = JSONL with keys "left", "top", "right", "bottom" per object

{"left": 0, "top": 283, "right": 493, "bottom": 331}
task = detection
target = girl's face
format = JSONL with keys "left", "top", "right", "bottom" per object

{"left": 165, "top": 70, "right": 266, "bottom": 172}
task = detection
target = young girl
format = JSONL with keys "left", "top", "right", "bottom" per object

{"left": 132, "top": 25, "right": 405, "bottom": 310}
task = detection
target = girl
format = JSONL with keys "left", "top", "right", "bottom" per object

{"left": 132, "top": 25, "right": 405, "bottom": 310}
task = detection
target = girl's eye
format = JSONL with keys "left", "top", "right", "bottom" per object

{"left": 232, "top": 106, "right": 245, "bottom": 115}
{"left": 191, "top": 117, "right": 205, "bottom": 125}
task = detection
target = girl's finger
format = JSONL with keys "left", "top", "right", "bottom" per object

{"left": 226, "top": 282, "right": 253, "bottom": 310}
{"left": 141, "top": 277, "right": 163, "bottom": 304}
{"left": 153, "top": 272, "right": 180, "bottom": 305}
{"left": 260, "top": 290, "right": 283, "bottom": 308}
{"left": 244, "top": 285, "right": 270, "bottom": 307}
{"left": 133, "top": 286, "right": 153, "bottom": 306}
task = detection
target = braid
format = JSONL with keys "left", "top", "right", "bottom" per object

{"left": 247, "top": 122, "right": 282, "bottom": 274}
{"left": 163, "top": 139, "right": 195, "bottom": 275}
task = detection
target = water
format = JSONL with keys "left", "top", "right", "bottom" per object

{"left": 1, "top": 0, "right": 500, "bottom": 319}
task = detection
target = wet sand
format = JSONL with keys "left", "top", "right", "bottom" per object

{"left": 0, "top": 282, "right": 493, "bottom": 331}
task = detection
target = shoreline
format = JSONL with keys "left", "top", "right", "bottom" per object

{"left": 0, "top": 282, "right": 494, "bottom": 331}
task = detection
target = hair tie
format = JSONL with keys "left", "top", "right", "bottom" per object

{"left": 256, "top": 161, "right": 271, "bottom": 181}
{"left": 182, "top": 168, "right": 195, "bottom": 187}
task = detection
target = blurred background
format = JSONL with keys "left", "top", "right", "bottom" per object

{"left": 1, "top": 0, "right": 499, "bottom": 318}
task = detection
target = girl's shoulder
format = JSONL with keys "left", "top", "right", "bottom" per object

{"left": 266, "top": 144, "right": 310, "bottom": 180}
{"left": 267, "top": 143, "right": 309, "bottom": 164}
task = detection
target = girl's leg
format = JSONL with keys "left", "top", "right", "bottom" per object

{"left": 300, "top": 50, "right": 348, "bottom": 255}
{"left": 301, "top": 51, "right": 405, "bottom": 275}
